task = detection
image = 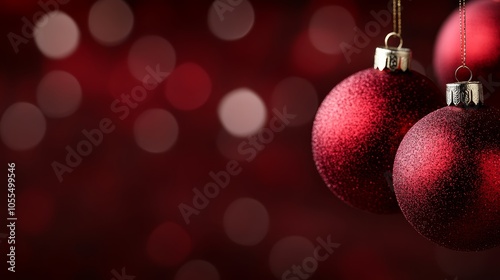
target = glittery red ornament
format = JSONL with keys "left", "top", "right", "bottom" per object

{"left": 433, "top": 0, "right": 500, "bottom": 107}
{"left": 312, "top": 64, "right": 444, "bottom": 214}
{"left": 393, "top": 82, "right": 500, "bottom": 251}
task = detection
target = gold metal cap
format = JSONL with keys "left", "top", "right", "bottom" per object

{"left": 446, "top": 81, "right": 484, "bottom": 107}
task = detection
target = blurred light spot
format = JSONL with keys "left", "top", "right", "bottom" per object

{"left": 88, "top": 0, "right": 134, "bottom": 46}
{"left": 269, "top": 236, "right": 315, "bottom": 278}
{"left": 1, "top": 103, "right": 46, "bottom": 151}
{"left": 146, "top": 222, "right": 192, "bottom": 267}
{"left": 223, "top": 197, "right": 269, "bottom": 246}
{"left": 128, "top": 35, "right": 175, "bottom": 81}
{"left": 272, "top": 77, "right": 318, "bottom": 127}
{"left": 18, "top": 189, "right": 54, "bottom": 235}
{"left": 309, "top": 6, "right": 356, "bottom": 54}
{"left": 174, "top": 260, "right": 220, "bottom": 280}
{"left": 291, "top": 30, "right": 340, "bottom": 75}
{"left": 36, "top": 70, "right": 82, "bottom": 118}
{"left": 134, "top": 109, "right": 178, "bottom": 153}
{"left": 34, "top": 11, "right": 80, "bottom": 59}
{"left": 165, "top": 62, "right": 212, "bottom": 111}
{"left": 218, "top": 88, "right": 266, "bottom": 137}
{"left": 208, "top": 0, "right": 254, "bottom": 41}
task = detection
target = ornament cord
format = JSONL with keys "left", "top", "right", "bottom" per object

{"left": 455, "top": 0, "right": 473, "bottom": 82}
{"left": 385, "top": 0, "right": 403, "bottom": 48}
{"left": 459, "top": 0, "right": 466, "bottom": 67}
{"left": 393, "top": 0, "right": 402, "bottom": 36}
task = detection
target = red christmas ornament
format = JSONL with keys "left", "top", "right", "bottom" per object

{"left": 433, "top": 0, "right": 500, "bottom": 107}
{"left": 393, "top": 82, "right": 500, "bottom": 251}
{"left": 312, "top": 38, "right": 444, "bottom": 214}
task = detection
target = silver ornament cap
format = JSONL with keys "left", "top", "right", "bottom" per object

{"left": 374, "top": 47, "right": 411, "bottom": 72}
{"left": 446, "top": 81, "right": 484, "bottom": 107}
{"left": 374, "top": 33, "right": 411, "bottom": 72}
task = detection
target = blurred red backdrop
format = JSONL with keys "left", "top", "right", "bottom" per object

{"left": 0, "top": 0, "right": 499, "bottom": 279}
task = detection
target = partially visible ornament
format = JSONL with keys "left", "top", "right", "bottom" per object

{"left": 434, "top": 0, "right": 500, "bottom": 107}
{"left": 312, "top": 1, "right": 444, "bottom": 214}
{"left": 395, "top": 0, "right": 500, "bottom": 251}
{"left": 393, "top": 79, "right": 500, "bottom": 251}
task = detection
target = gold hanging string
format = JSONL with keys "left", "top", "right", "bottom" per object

{"left": 455, "top": 0, "right": 472, "bottom": 82}
{"left": 385, "top": 0, "right": 403, "bottom": 49}
{"left": 459, "top": 0, "right": 466, "bottom": 67}
{"left": 393, "top": 0, "right": 402, "bottom": 36}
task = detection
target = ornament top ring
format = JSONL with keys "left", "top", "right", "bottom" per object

{"left": 385, "top": 32, "right": 403, "bottom": 49}
{"left": 454, "top": 65, "right": 473, "bottom": 82}
{"left": 376, "top": 32, "right": 410, "bottom": 71}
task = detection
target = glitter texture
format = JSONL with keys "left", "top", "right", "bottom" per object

{"left": 393, "top": 106, "right": 500, "bottom": 251}
{"left": 312, "top": 68, "right": 444, "bottom": 214}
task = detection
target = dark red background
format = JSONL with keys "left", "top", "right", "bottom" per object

{"left": 0, "top": 0, "right": 499, "bottom": 279}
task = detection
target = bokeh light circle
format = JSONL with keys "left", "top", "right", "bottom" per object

{"left": 165, "top": 63, "right": 212, "bottom": 111}
{"left": 309, "top": 6, "right": 356, "bottom": 54}
{"left": 1, "top": 103, "right": 46, "bottom": 151}
{"left": 146, "top": 222, "right": 192, "bottom": 267}
{"left": 291, "top": 30, "right": 341, "bottom": 75}
{"left": 208, "top": 0, "right": 255, "bottom": 41}
{"left": 174, "top": 260, "right": 220, "bottom": 280}
{"left": 36, "top": 70, "right": 82, "bottom": 118}
{"left": 134, "top": 109, "right": 179, "bottom": 153}
{"left": 88, "top": 0, "right": 134, "bottom": 46}
{"left": 128, "top": 35, "right": 176, "bottom": 82}
{"left": 34, "top": 11, "right": 80, "bottom": 59}
{"left": 223, "top": 197, "right": 269, "bottom": 246}
{"left": 271, "top": 77, "right": 318, "bottom": 127}
{"left": 218, "top": 88, "right": 267, "bottom": 137}
{"left": 268, "top": 236, "right": 315, "bottom": 278}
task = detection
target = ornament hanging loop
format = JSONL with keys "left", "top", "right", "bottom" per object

{"left": 385, "top": 0, "right": 403, "bottom": 48}
{"left": 454, "top": 65, "right": 472, "bottom": 82}
{"left": 384, "top": 32, "right": 403, "bottom": 49}
{"left": 454, "top": 0, "right": 474, "bottom": 81}
{"left": 446, "top": 0, "right": 484, "bottom": 108}
{"left": 374, "top": 0, "right": 409, "bottom": 72}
